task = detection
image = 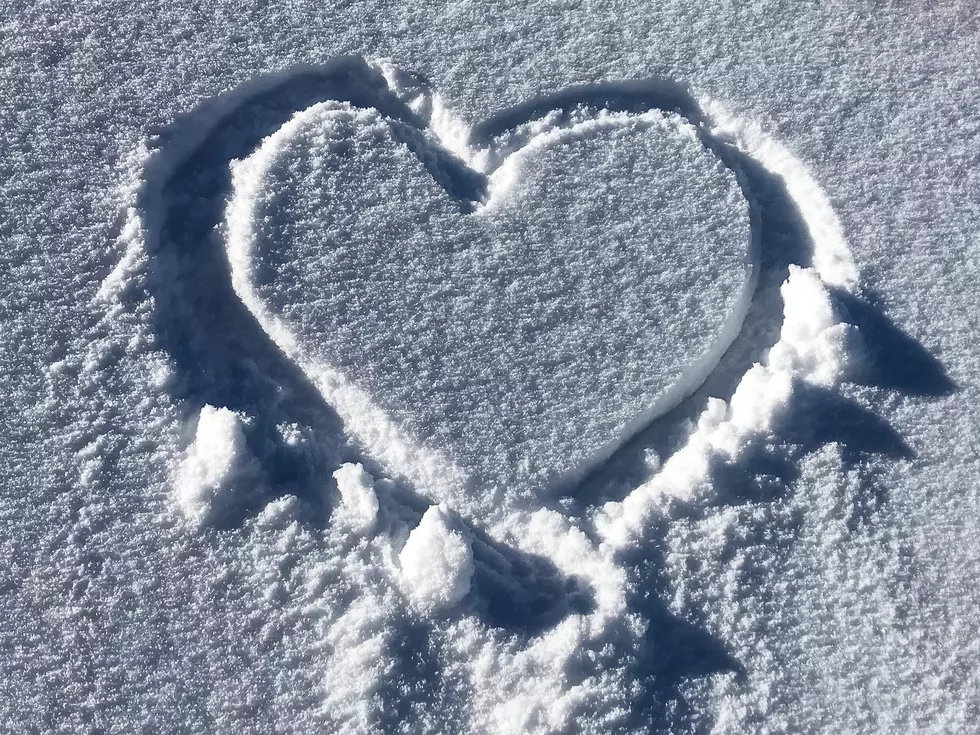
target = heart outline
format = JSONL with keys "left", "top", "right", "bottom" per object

{"left": 223, "top": 70, "right": 761, "bottom": 519}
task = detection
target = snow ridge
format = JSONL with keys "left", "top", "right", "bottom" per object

{"left": 598, "top": 98, "right": 858, "bottom": 546}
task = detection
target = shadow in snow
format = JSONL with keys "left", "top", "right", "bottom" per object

{"left": 611, "top": 520, "right": 746, "bottom": 733}
{"left": 706, "top": 440, "right": 801, "bottom": 508}
{"left": 833, "top": 288, "right": 956, "bottom": 397}
{"left": 374, "top": 617, "right": 470, "bottom": 735}
{"left": 703, "top": 382, "right": 913, "bottom": 525}
{"left": 781, "top": 380, "right": 914, "bottom": 461}
{"left": 466, "top": 524, "right": 595, "bottom": 634}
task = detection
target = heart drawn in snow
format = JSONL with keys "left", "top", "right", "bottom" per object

{"left": 226, "top": 95, "right": 754, "bottom": 518}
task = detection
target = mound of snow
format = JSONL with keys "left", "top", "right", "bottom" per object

{"left": 174, "top": 405, "right": 257, "bottom": 523}
{"left": 331, "top": 462, "right": 379, "bottom": 533}
{"left": 398, "top": 504, "right": 474, "bottom": 613}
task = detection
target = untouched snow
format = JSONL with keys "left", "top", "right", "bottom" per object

{"left": 3, "top": 2, "right": 980, "bottom": 734}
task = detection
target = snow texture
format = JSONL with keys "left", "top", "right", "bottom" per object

{"left": 4, "top": 3, "right": 979, "bottom": 734}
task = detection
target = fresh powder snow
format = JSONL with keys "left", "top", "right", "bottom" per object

{"left": 3, "top": 4, "right": 979, "bottom": 734}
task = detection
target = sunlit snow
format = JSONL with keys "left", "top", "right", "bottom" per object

{"left": 4, "top": 4, "right": 978, "bottom": 734}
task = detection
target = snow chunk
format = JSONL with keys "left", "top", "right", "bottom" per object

{"left": 769, "top": 265, "right": 852, "bottom": 387}
{"left": 175, "top": 405, "right": 257, "bottom": 524}
{"left": 399, "top": 504, "right": 473, "bottom": 613}
{"left": 331, "top": 462, "right": 379, "bottom": 533}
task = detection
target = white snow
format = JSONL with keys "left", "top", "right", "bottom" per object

{"left": 332, "top": 462, "right": 379, "bottom": 533}
{"left": 5, "top": 2, "right": 980, "bottom": 733}
{"left": 226, "top": 97, "right": 754, "bottom": 518}
{"left": 398, "top": 504, "right": 474, "bottom": 613}
{"left": 175, "top": 405, "right": 258, "bottom": 524}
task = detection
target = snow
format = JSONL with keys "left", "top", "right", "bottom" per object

{"left": 332, "top": 462, "right": 379, "bottom": 533}
{"left": 4, "top": 2, "right": 980, "bottom": 733}
{"left": 398, "top": 504, "right": 474, "bottom": 612}
{"left": 226, "top": 95, "right": 754, "bottom": 516}
{"left": 175, "top": 404, "right": 258, "bottom": 524}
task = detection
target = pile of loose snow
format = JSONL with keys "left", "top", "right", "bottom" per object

{"left": 332, "top": 462, "right": 379, "bottom": 533}
{"left": 175, "top": 405, "right": 257, "bottom": 524}
{"left": 398, "top": 504, "right": 474, "bottom": 612}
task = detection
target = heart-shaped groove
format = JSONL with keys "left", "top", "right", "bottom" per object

{"left": 224, "top": 73, "right": 758, "bottom": 521}
{"left": 106, "top": 57, "right": 862, "bottom": 657}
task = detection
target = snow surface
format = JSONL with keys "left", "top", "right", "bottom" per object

{"left": 4, "top": 2, "right": 980, "bottom": 734}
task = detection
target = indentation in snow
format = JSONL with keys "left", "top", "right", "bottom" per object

{"left": 227, "top": 98, "right": 754, "bottom": 518}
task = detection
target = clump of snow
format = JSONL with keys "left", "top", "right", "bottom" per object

{"left": 331, "top": 462, "right": 379, "bottom": 533}
{"left": 321, "top": 594, "right": 393, "bottom": 731}
{"left": 174, "top": 405, "right": 257, "bottom": 524}
{"left": 768, "top": 265, "right": 853, "bottom": 386}
{"left": 398, "top": 504, "right": 473, "bottom": 613}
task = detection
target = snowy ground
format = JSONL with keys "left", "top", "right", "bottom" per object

{"left": 3, "top": 1, "right": 980, "bottom": 733}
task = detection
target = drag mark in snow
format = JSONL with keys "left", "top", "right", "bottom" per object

{"left": 103, "top": 57, "right": 860, "bottom": 589}
{"left": 225, "top": 99, "right": 755, "bottom": 519}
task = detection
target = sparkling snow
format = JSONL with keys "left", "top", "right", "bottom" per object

{"left": 3, "top": 3, "right": 979, "bottom": 734}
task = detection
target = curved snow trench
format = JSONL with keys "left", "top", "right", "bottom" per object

{"left": 107, "top": 57, "right": 858, "bottom": 608}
